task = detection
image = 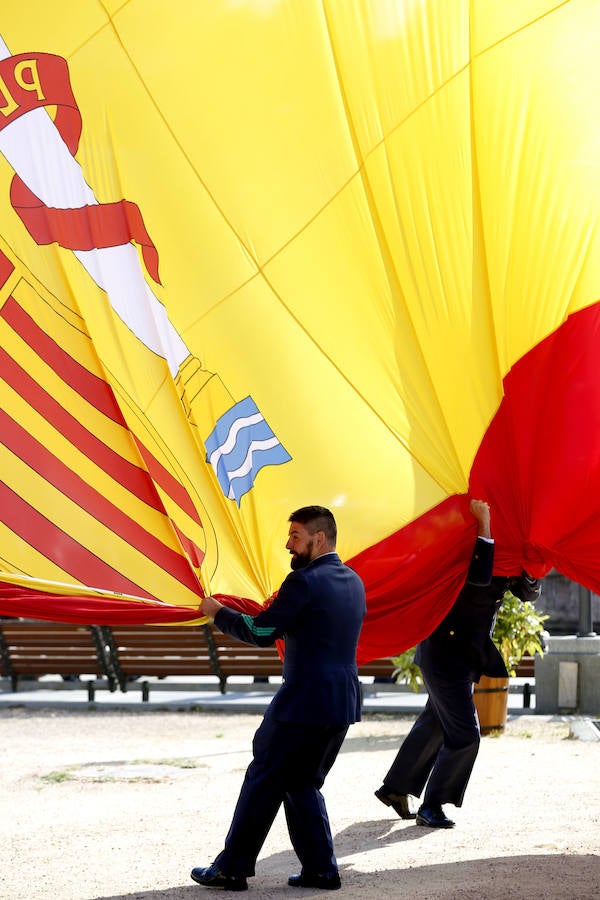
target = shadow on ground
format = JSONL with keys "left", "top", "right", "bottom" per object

{"left": 95, "top": 852, "right": 600, "bottom": 900}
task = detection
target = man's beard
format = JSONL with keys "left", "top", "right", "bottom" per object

{"left": 290, "top": 540, "right": 314, "bottom": 570}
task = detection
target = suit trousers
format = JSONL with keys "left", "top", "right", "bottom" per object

{"left": 383, "top": 660, "right": 480, "bottom": 807}
{"left": 214, "top": 715, "right": 348, "bottom": 877}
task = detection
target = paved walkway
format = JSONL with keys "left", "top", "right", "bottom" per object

{"left": 0, "top": 673, "right": 541, "bottom": 714}
{"left": 2, "top": 674, "right": 599, "bottom": 741}
{"left": 1, "top": 705, "right": 598, "bottom": 899}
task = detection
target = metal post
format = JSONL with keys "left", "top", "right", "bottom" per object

{"left": 577, "top": 585, "right": 597, "bottom": 637}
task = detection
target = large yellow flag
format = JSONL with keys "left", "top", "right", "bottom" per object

{"left": 1, "top": 2, "right": 599, "bottom": 661}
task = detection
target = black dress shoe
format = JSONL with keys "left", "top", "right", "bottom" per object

{"left": 374, "top": 786, "right": 417, "bottom": 819}
{"left": 416, "top": 805, "right": 455, "bottom": 828}
{"left": 288, "top": 871, "right": 342, "bottom": 890}
{"left": 190, "top": 864, "right": 248, "bottom": 891}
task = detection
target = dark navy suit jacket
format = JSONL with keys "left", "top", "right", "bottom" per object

{"left": 416, "top": 537, "right": 505, "bottom": 681}
{"left": 416, "top": 537, "right": 541, "bottom": 682}
{"left": 214, "top": 552, "right": 366, "bottom": 725}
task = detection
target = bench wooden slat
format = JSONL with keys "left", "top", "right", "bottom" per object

{"left": 101, "top": 624, "right": 220, "bottom": 691}
{"left": 514, "top": 656, "right": 535, "bottom": 678}
{"left": 0, "top": 620, "right": 539, "bottom": 707}
{"left": 0, "top": 620, "right": 114, "bottom": 690}
{"left": 357, "top": 659, "right": 395, "bottom": 678}
{"left": 209, "top": 630, "right": 283, "bottom": 680}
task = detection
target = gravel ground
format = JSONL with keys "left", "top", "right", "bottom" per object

{"left": 0, "top": 708, "right": 598, "bottom": 899}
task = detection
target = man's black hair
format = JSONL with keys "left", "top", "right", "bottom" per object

{"left": 289, "top": 506, "right": 337, "bottom": 544}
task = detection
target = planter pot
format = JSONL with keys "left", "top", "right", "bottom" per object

{"left": 473, "top": 675, "right": 509, "bottom": 735}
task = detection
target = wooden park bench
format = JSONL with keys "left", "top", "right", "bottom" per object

{"left": 100, "top": 626, "right": 393, "bottom": 702}
{"left": 99, "top": 623, "right": 222, "bottom": 698}
{"left": 97, "top": 624, "right": 286, "bottom": 701}
{"left": 358, "top": 655, "right": 538, "bottom": 708}
{"left": 0, "top": 618, "right": 539, "bottom": 708}
{"left": 208, "top": 628, "right": 283, "bottom": 684}
{"left": 358, "top": 657, "right": 396, "bottom": 680}
{"left": 514, "top": 656, "right": 535, "bottom": 678}
{"left": 0, "top": 619, "right": 115, "bottom": 699}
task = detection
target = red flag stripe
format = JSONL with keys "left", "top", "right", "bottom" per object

{"left": 0, "top": 407, "right": 202, "bottom": 593}
{"left": 133, "top": 437, "right": 203, "bottom": 527}
{"left": 0, "top": 252, "right": 14, "bottom": 287}
{"left": 0, "top": 479, "right": 156, "bottom": 599}
{"left": 1, "top": 295, "right": 127, "bottom": 423}
{"left": 2, "top": 292, "right": 203, "bottom": 529}
{"left": 0, "top": 345, "right": 164, "bottom": 510}
{"left": 172, "top": 520, "right": 205, "bottom": 569}
{"left": 0, "top": 582, "right": 202, "bottom": 624}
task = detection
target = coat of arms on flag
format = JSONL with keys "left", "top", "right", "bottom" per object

{"left": 205, "top": 396, "right": 291, "bottom": 505}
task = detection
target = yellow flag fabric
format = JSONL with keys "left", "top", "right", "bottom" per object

{"left": 0, "top": 2, "right": 599, "bottom": 658}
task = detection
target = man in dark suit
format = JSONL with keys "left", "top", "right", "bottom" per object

{"left": 375, "top": 499, "right": 540, "bottom": 829}
{"left": 191, "top": 505, "right": 366, "bottom": 892}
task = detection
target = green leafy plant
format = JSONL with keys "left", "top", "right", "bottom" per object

{"left": 390, "top": 647, "right": 422, "bottom": 692}
{"left": 492, "top": 590, "right": 549, "bottom": 677}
